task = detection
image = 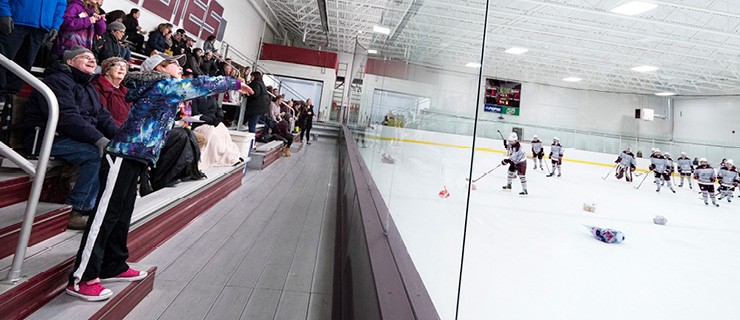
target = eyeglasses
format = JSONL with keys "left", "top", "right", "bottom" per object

{"left": 75, "top": 55, "right": 97, "bottom": 62}
{"left": 110, "top": 62, "right": 128, "bottom": 70}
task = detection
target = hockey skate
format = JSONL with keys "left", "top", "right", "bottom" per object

{"left": 547, "top": 173, "right": 555, "bottom": 177}
{"left": 557, "top": 173, "right": 561, "bottom": 177}
{"left": 519, "top": 190, "right": 528, "bottom": 195}
{"left": 502, "top": 184, "right": 512, "bottom": 190}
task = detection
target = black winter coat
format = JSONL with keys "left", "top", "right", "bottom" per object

{"left": 23, "top": 62, "right": 118, "bottom": 152}
{"left": 245, "top": 79, "right": 270, "bottom": 117}
{"left": 191, "top": 95, "right": 223, "bottom": 128}
{"left": 146, "top": 30, "right": 167, "bottom": 53}
{"left": 96, "top": 31, "right": 123, "bottom": 61}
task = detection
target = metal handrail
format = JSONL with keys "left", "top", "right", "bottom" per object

{"left": 0, "top": 55, "right": 59, "bottom": 282}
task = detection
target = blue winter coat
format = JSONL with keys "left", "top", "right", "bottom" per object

{"left": 146, "top": 30, "right": 167, "bottom": 54}
{"left": 109, "top": 71, "right": 240, "bottom": 165}
{"left": 23, "top": 62, "right": 118, "bottom": 151}
{"left": 0, "top": 0, "right": 66, "bottom": 31}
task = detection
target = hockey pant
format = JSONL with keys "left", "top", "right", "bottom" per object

{"left": 718, "top": 185, "right": 735, "bottom": 201}
{"left": 654, "top": 172, "right": 675, "bottom": 191}
{"left": 533, "top": 152, "right": 544, "bottom": 168}
{"left": 507, "top": 162, "right": 527, "bottom": 191}
{"left": 699, "top": 184, "right": 718, "bottom": 205}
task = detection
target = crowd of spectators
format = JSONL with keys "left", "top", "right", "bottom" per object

{"left": 1, "top": 0, "right": 316, "bottom": 228}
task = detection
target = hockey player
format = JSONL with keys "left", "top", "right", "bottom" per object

{"left": 694, "top": 158, "right": 719, "bottom": 207}
{"left": 547, "top": 137, "right": 563, "bottom": 177}
{"left": 717, "top": 159, "right": 739, "bottom": 202}
{"left": 502, "top": 132, "right": 528, "bottom": 195}
{"left": 665, "top": 152, "right": 676, "bottom": 186}
{"left": 614, "top": 147, "right": 636, "bottom": 182}
{"left": 676, "top": 152, "right": 694, "bottom": 189}
{"left": 648, "top": 149, "right": 675, "bottom": 193}
{"left": 531, "top": 135, "right": 544, "bottom": 170}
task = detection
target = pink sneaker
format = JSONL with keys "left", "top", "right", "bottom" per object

{"left": 66, "top": 278, "right": 113, "bottom": 301}
{"left": 103, "top": 268, "right": 148, "bottom": 282}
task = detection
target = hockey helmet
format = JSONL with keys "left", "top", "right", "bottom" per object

{"left": 726, "top": 159, "right": 734, "bottom": 166}
{"left": 508, "top": 132, "right": 518, "bottom": 141}
{"left": 553, "top": 137, "right": 559, "bottom": 141}
{"left": 681, "top": 151, "right": 686, "bottom": 156}
{"left": 699, "top": 158, "right": 708, "bottom": 164}
{"left": 653, "top": 149, "right": 661, "bottom": 154}
{"left": 625, "top": 147, "right": 631, "bottom": 152}
{"left": 533, "top": 134, "right": 538, "bottom": 139}
{"left": 664, "top": 152, "right": 671, "bottom": 157}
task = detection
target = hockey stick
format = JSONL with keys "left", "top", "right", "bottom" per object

{"left": 634, "top": 170, "right": 652, "bottom": 189}
{"left": 496, "top": 129, "right": 505, "bottom": 141}
{"left": 602, "top": 164, "right": 619, "bottom": 180}
{"left": 544, "top": 157, "right": 552, "bottom": 175}
{"left": 466, "top": 163, "right": 503, "bottom": 182}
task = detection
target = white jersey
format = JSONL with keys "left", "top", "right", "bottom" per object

{"left": 665, "top": 157, "right": 674, "bottom": 172}
{"left": 549, "top": 144, "right": 563, "bottom": 159}
{"left": 694, "top": 165, "right": 716, "bottom": 185}
{"left": 676, "top": 156, "right": 693, "bottom": 172}
{"left": 506, "top": 141, "right": 526, "bottom": 164}
{"left": 650, "top": 155, "right": 668, "bottom": 173}
{"left": 531, "top": 140, "right": 543, "bottom": 154}
{"left": 617, "top": 151, "right": 636, "bottom": 167}
{"left": 718, "top": 166, "right": 740, "bottom": 186}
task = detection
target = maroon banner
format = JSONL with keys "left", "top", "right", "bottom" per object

{"left": 260, "top": 43, "right": 338, "bottom": 70}
{"left": 136, "top": 0, "right": 226, "bottom": 41}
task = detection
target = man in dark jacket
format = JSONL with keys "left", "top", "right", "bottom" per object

{"left": 191, "top": 94, "right": 223, "bottom": 129}
{"left": 23, "top": 46, "right": 119, "bottom": 229}
{"left": 95, "top": 21, "right": 126, "bottom": 61}
{"left": 243, "top": 71, "right": 270, "bottom": 133}
{"left": 0, "top": 0, "right": 66, "bottom": 95}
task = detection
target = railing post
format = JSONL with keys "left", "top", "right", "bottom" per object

{"left": 1, "top": 55, "right": 59, "bottom": 282}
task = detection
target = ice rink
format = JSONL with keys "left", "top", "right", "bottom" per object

{"left": 358, "top": 127, "right": 740, "bottom": 320}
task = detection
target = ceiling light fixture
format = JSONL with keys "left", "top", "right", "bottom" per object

{"left": 562, "top": 77, "right": 583, "bottom": 82}
{"left": 631, "top": 65, "right": 659, "bottom": 72}
{"left": 368, "top": 49, "right": 378, "bottom": 54}
{"left": 373, "top": 25, "right": 391, "bottom": 35}
{"left": 610, "top": 1, "right": 658, "bottom": 16}
{"left": 654, "top": 92, "right": 676, "bottom": 96}
{"left": 465, "top": 62, "right": 481, "bottom": 68}
{"left": 505, "top": 47, "right": 529, "bottom": 55}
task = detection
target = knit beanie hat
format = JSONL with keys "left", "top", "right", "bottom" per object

{"left": 108, "top": 21, "right": 126, "bottom": 31}
{"left": 63, "top": 46, "right": 93, "bottom": 62}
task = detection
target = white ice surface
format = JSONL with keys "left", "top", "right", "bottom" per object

{"left": 358, "top": 130, "right": 740, "bottom": 320}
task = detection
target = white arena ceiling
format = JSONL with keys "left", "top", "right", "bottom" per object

{"left": 264, "top": 0, "right": 740, "bottom": 96}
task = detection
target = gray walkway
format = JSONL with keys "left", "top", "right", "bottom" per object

{"left": 126, "top": 140, "right": 337, "bottom": 320}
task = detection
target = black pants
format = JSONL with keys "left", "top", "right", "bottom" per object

{"left": 127, "top": 33, "right": 145, "bottom": 53}
{"left": 69, "top": 156, "right": 145, "bottom": 285}
{"left": 300, "top": 124, "right": 312, "bottom": 142}
{"left": 275, "top": 132, "right": 293, "bottom": 148}
{"left": 0, "top": 26, "right": 46, "bottom": 94}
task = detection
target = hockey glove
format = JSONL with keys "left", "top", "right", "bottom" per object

{"left": 501, "top": 159, "right": 511, "bottom": 165}
{"left": 0, "top": 16, "right": 13, "bottom": 35}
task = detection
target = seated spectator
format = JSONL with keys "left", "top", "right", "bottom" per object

{"left": 93, "top": 57, "right": 130, "bottom": 126}
{"left": 191, "top": 94, "right": 223, "bottom": 129}
{"left": 146, "top": 22, "right": 172, "bottom": 55}
{"left": 123, "top": 8, "right": 144, "bottom": 52}
{"left": 95, "top": 21, "right": 128, "bottom": 61}
{"left": 200, "top": 51, "right": 217, "bottom": 76}
{"left": 183, "top": 36, "right": 195, "bottom": 56}
{"left": 170, "top": 29, "right": 186, "bottom": 55}
{"left": 274, "top": 118, "right": 294, "bottom": 157}
{"left": 280, "top": 98, "right": 293, "bottom": 120}
{"left": 23, "top": 46, "right": 118, "bottom": 230}
{"left": 54, "top": 0, "right": 106, "bottom": 57}
{"left": 203, "top": 34, "right": 216, "bottom": 53}
{"left": 186, "top": 48, "right": 205, "bottom": 76}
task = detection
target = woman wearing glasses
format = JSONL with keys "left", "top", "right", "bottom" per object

{"left": 93, "top": 57, "right": 130, "bottom": 126}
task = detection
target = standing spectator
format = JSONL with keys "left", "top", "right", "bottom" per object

{"left": 203, "top": 34, "right": 216, "bottom": 53}
{"left": 299, "top": 98, "right": 315, "bottom": 144}
{"left": 65, "top": 52, "right": 252, "bottom": 301}
{"left": 123, "top": 8, "right": 143, "bottom": 52}
{"left": 243, "top": 71, "right": 270, "bottom": 133}
{"left": 145, "top": 22, "right": 172, "bottom": 55}
{"left": 53, "top": 0, "right": 106, "bottom": 57}
{"left": 93, "top": 57, "right": 130, "bottom": 126}
{"left": 23, "top": 46, "right": 118, "bottom": 230}
{"left": 95, "top": 21, "right": 127, "bottom": 61}
{"left": 0, "top": 0, "right": 66, "bottom": 95}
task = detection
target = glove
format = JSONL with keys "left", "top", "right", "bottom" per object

{"left": 501, "top": 159, "right": 511, "bottom": 165}
{"left": 43, "top": 28, "right": 58, "bottom": 44}
{"left": 95, "top": 137, "right": 110, "bottom": 157}
{"left": 0, "top": 16, "right": 13, "bottom": 35}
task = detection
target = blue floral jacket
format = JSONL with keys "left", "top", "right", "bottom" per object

{"left": 108, "top": 71, "right": 240, "bottom": 165}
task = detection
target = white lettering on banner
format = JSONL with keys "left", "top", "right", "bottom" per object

{"left": 133, "top": 0, "right": 226, "bottom": 41}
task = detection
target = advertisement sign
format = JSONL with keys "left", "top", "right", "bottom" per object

{"left": 483, "top": 78, "right": 521, "bottom": 116}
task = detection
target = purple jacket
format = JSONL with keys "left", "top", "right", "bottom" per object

{"left": 53, "top": 0, "right": 106, "bottom": 55}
